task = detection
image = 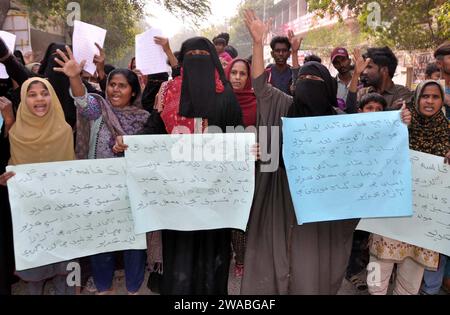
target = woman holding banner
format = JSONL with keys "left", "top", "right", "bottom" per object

{"left": 0, "top": 37, "right": 53, "bottom": 295}
{"left": 54, "top": 46, "right": 150, "bottom": 295}
{"left": 0, "top": 77, "right": 76, "bottom": 294}
{"left": 142, "top": 36, "right": 243, "bottom": 295}
{"left": 368, "top": 80, "right": 450, "bottom": 295}
{"left": 241, "top": 10, "right": 357, "bottom": 294}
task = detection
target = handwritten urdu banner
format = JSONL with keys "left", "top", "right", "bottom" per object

{"left": 282, "top": 111, "right": 413, "bottom": 224}
{"left": 124, "top": 134, "right": 256, "bottom": 233}
{"left": 357, "top": 150, "right": 450, "bottom": 256}
{"left": 7, "top": 158, "right": 146, "bottom": 271}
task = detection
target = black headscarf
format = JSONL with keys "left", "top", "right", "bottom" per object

{"left": 13, "top": 50, "right": 25, "bottom": 65}
{"left": 225, "top": 46, "right": 238, "bottom": 59}
{"left": 178, "top": 37, "right": 227, "bottom": 119}
{"left": 288, "top": 61, "right": 337, "bottom": 117}
{"left": 38, "top": 43, "right": 77, "bottom": 127}
{"left": 142, "top": 72, "right": 169, "bottom": 112}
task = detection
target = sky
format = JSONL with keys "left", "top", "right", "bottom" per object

{"left": 144, "top": 0, "right": 243, "bottom": 37}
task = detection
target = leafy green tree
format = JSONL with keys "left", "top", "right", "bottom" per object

{"left": 228, "top": 0, "right": 272, "bottom": 58}
{"left": 156, "top": 0, "right": 210, "bottom": 24}
{"left": 20, "top": 0, "right": 210, "bottom": 61}
{"left": 306, "top": 0, "right": 449, "bottom": 50}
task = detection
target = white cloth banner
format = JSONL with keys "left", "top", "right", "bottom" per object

{"left": 124, "top": 134, "right": 256, "bottom": 233}
{"left": 7, "top": 158, "right": 146, "bottom": 271}
{"left": 357, "top": 150, "right": 450, "bottom": 256}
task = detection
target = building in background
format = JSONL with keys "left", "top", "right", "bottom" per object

{"left": 262, "top": 0, "right": 432, "bottom": 87}
{"left": 265, "top": 0, "right": 357, "bottom": 68}
{"left": 271, "top": 0, "right": 353, "bottom": 37}
{"left": 2, "top": 0, "right": 65, "bottom": 63}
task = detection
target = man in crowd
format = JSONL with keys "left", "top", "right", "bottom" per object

{"left": 346, "top": 46, "right": 413, "bottom": 113}
{"left": 331, "top": 47, "right": 353, "bottom": 111}
{"left": 266, "top": 36, "right": 293, "bottom": 95}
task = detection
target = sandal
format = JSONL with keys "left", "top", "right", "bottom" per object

{"left": 349, "top": 275, "right": 368, "bottom": 291}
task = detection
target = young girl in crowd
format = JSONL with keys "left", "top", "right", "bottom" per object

{"left": 367, "top": 80, "right": 450, "bottom": 295}
{"left": 0, "top": 77, "right": 76, "bottom": 294}
{"left": 54, "top": 46, "right": 150, "bottom": 295}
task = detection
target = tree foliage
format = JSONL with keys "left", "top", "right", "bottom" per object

{"left": 155, "top": 0, "right": 211, "bottom": 25}
{"left": 20, "top": 0, "right": 210, "bottom": 61}
{"left": 306, "top": 0, "right": 449, "bottom": 50}
{"left": 228, "top": 0, "right": 272, "bottom": 58}
{"left": 301, "top": 21, "right": 367, "bottom": 57}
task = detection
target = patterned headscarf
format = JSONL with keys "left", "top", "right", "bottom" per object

{"left": 409, "top": 80, "right": 449, "bottom": 157}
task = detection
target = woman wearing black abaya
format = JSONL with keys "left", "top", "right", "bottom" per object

{"left": 241, "top": 11, "right": 357, "bottom": 294}
{"left": 141, "top": 37, "right": 243, "bottom": 294}
{"left": 0, "top": 38, "right": 30, "bottom": 295}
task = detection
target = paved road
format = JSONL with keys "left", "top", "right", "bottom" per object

{"left": 11, "top": 260, "right": 447, "bottom": 295}
{"left": 11, "top": 259, "right": 366, "bottom": 295}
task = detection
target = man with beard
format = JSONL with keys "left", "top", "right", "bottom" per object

{"left": 434, "top": 41, "right": 450, "bottom": 119}
{"left": 346, "top": 46, "right": 412, "bottom": 112}
{"left": 331, "top": 47, "right": 353, "bottom": 111}
{"left": 266, "top": 36, "right": 293, "bottom": 95}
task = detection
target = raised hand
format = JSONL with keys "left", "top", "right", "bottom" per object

{"left": 154, "top": 36, "right": 178, "bottom": 68}
{"left": 154, "top": 36, "right": 170, "bottom": 52}
{"left": 133, "top": 69, "right": 143, "bottom": 77}
{"left": 53, "top": 45, "right": 86, "bottom": 78}
{"left": 0, "top": 96, "right": 14, "bottom": 124}
{"left": 288, "top": 30, "right": 302, "bottom": 52}
{"left": 400, "top": 102, "right": 411, "bottom": 126}
{"left": 352, "top": 48, "right": 370, "bottom": 76}
{"left": 243, "top": 9, "right": 270, "bottom": 45}
{"left": 0, "top": 96, "right": 12, "bottom": 112}
{"left": 93, "top": 43, "right": 105, "bottom": 74}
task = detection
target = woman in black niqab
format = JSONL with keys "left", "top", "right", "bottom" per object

{"left": 159, "top": 37, "right": 242, "bottom": 295}
{"left": 288, "top": 61, "right": 337, "bottom": 117}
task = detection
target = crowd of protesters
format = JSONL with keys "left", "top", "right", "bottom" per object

{"left": 0, "top": 10, "right": 449, "bottom": 295}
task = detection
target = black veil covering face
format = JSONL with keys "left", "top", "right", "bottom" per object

{"left": 289, "top": 61, "right": 337, "bottom": 117}
{"left": 141, "top": 72, "right": 169, "bottom": 112}
{"left": 178, "top": 37, "right": 227, "bottom": 119}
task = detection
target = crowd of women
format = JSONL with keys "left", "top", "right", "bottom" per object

{"left": 0, "top": 10, "right": 449, "bottom": 295}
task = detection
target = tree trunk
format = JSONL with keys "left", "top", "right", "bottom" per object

{"left": 0, "top": 0, "right": 10, "bottom": 28}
